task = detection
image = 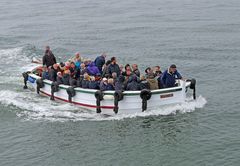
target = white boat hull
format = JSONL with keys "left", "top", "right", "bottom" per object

{"left": 26, "top": 73, "right": 192, "bottom": 115}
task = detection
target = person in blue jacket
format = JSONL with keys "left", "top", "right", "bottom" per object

{"left": 161, "top": 64, "right": 182, "bottom": 88}
{"left": 94, "top": 53, "right": 106, "bottom": 74}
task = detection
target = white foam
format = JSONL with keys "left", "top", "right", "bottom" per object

{"left": 0, "top": 89, "right": 207, "bottom": 122}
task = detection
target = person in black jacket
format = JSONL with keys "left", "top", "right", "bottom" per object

{"left": 42, "top": 46, "right": 56, "bottom": 68}
{"left": 94, "top": 53, "right": 106, "bottom": 74}
{"left": 49, "top": 64, "right": 59, "bottom": 82}
{"left": 107, "top": 57, "right": 120, "bottom": 77}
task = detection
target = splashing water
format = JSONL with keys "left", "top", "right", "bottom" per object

{"left": 0, "top": 89, "right": 207, "bottom": 122}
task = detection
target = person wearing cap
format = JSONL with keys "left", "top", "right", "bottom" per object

{"left": 42, "top": 46, "right": 56, "bottom": 68}
{"left": 94, "top": 53, "right": 106, "bottom": 74}
{"left": 161, "top": 64, "right": 182, "bottom": 88}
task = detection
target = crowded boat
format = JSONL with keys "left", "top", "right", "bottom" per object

{"left": 39, "top": 46, "right": 183, "bottom": 91}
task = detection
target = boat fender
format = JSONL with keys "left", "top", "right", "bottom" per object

{"left": 66, "top": 86, "right": 76, "bottom": 103}
{"left": 190, "top": 79, "right": 196, "bottom": 100}
{"left": 95, "top": 90, "right": 104, "bottom": 113}
{"left": 22, "top": 72, "right": 29, "bottom": 89}
{"left": 50, "top": 82, "right": 59, "bottom": 100}
{"left": 36, "top": 78, "right": 44, "bottom": 94}
{"left": 140, "top": 89, "right": 152, "bottom": 112}
{"left": 113, "top": 90, "right": 124, "bottom": 114}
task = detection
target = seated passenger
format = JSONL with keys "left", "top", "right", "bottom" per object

{"left": 49, "top": 64, "right": 59, "bottom": 82}
{"left": 161, "top": 64, "right": 182, "bottom": 88}
{"left": 80, "top": 63, "right": 88, "bottom": 76}
{"left": 81, "top": 73, "right": 90, "bottom": 88}
{"left": 145, "top": 67, "right": 155, "bottom": 79}
{"left": 87, "top": 62, "right": 100, "bottom": 76}
{"left": 106, "top": 78, "right": 115, "bottom": 90}
{"left": 122, "top": 64, "right": 132, "bottom": 77}
{"left": 42, "top": 65, "right": 49, "bottom": 80}
{"left": 56, "top": 72, "right": 63, "bottom": 84}
{"left": 102, "top": 60, "right": 111, "bottom": 78}
{"left": 132, "top": 64, "right": 140, "bottom": 77}
{"left": 112, "top": 72, "right": 117, "bottom": 84}
{"left": 115, "top": 75, "right": 125, "bottom": 91}
{"left": 62, "top": 70, "right": 71, "bottom": 85}
{"left": 100, "top": 78, "right": 108, "bottom": 91}
{"left": 89, "top": 76, "right": 100, "bottom": 89}
{"left": 69, "top": 62, "right": 80, "bottom": 79}
{"left": 72, "top": 52, "right": 81, "bottom": 69}
{"left": 126, "top": 75, "right": 140, "bottom": 91}
{"left": 139, "top": 75, "right": 150, "bottom": 90}
{"left": 154, "top": 65, "right": 162, "bottom": 77}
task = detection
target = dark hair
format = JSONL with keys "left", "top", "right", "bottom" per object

{"left": 125, "top": 64, "right": 130, "bottom": 70}
{"left": 106, "top": 60, "right": 111, "bottom": 66}
{"left": 111, "top": 57, "right": 116, "bottom": 62}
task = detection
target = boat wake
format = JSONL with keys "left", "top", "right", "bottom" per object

{"left": 0, "top": 89, "right": 207, "bottom": 122}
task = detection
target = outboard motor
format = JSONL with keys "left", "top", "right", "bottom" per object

{"left": 22, "top": 72, "right": 29, "bottom": 89}
{"left": 36, "top": 78, "right": 44, "bottom": 94}
{"left": 50, "top": 82, "right": 59, "bottom": 100}
{"left": 66, "top": 86, "right": 76, "bottom": 103}
{"left": 95, "top": 90, "right": 104, "bottom": 113}
{"left": 140, "top": 89, "right": 152, "bottom": 112}
{"left": 190, "top": 79, "right": 196, "bottom": 100}
{"left": 113, "top": 90, "right": 124, "bottom": 114}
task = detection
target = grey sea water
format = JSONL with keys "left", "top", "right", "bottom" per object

{"left": 0, "top": 0, "right": 239, "bottom": 165}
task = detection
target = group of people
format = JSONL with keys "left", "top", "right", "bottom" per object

{"left": 41, "top": 46, "right": 183, "bottom": 91}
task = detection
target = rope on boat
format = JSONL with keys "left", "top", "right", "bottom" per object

{"left": 95, "top": 90, "right": 104, "bottom": 113}
{"left": 66, "top": 86, "right": 76, "bottom": 103}
{"left": 22, "top": 72, "right": 29, "bottom": 89}
{"left": 140, "top": 89, "right": 152, "bottom": 112}
{"left": 50, "top": 82, "right": 59, "bottom": 100}
{"left": 36, "top": 78, "right": 44, "bottom": 94}
{"left": 113, "top": 90, "right": 124, "bottom": 114}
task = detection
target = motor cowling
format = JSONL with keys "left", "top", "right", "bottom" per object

{"left": 66, "top": 86, "right": 76, "bottom": 102}
{"left": 36, "top": 78, "right": 44, "bottom": 94}
{"left": 113, "top": 90, "right": 124, "bottom": 114}
{"left": 95, "top": 90, "right": 104, "bottom": 113}
{"left": 140, "top": 89, "right": 152, "bottom": 112}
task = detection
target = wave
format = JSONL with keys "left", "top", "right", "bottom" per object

{"left": 0, "top": 90, "right": 207, "bottom": 122}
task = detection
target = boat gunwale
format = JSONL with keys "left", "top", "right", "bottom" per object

{"left": 28, "top": 73, "right": 188, "bottom": 96}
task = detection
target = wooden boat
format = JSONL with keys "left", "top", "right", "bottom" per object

{"left": 22, "top": 66, "right": 196, "bottom": 115}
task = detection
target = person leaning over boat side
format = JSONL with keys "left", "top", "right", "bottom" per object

{"left": 107, "top": 57, "right": 121, "bottom": 77}
{"left": 94, "top": 53, "right": 106, "bottom": 74}
{"left": 42, "top": 46, "right": 56, "bottom": 68}
{"left": 161, "top": 64, "right": 182, "bottom": 88}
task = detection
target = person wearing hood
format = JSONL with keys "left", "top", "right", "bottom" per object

{"left": 87, "top": 62, "right": 100, "bottom": 76}
{"left": 126, "top": 75, "right": 140, "bottom": 91}
{"left": 161, "top": 64, "right": 182, "bottom": 88}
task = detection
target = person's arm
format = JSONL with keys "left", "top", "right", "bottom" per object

{"left": 176, "top": 71, "right": 182, "bottom": 79}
